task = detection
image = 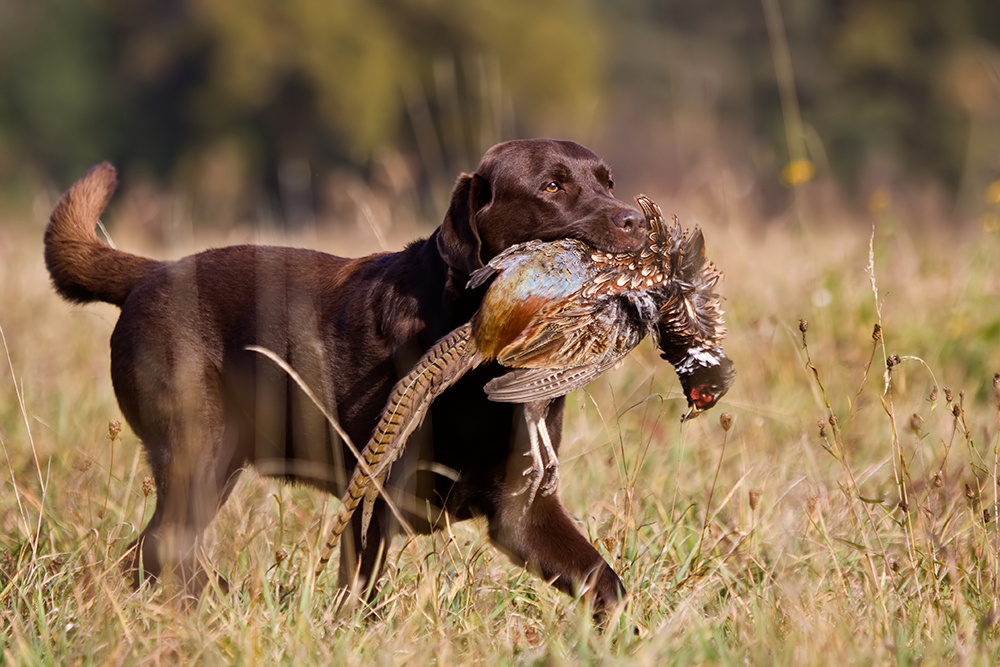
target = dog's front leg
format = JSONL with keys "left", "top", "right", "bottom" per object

{"left": 486, "top": 489, "right": 626, "bottom": 611}
{"left": 486, "top": 405, "right": 625, "bottom": 611}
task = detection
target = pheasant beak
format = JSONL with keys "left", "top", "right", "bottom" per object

{"left": 680, "top": 405, "right": 703, "bottom": 423}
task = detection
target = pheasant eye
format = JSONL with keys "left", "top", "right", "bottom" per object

{"left": 544, "top": 182, "right": 560, "bottom": 193}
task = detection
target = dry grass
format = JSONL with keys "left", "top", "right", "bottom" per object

{"left": 2, "top": 191, "right": 1000, "bottom": 665}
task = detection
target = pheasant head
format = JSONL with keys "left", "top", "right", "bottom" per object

{"left": 674, "top": 347, "right": 736, "bottom": 421}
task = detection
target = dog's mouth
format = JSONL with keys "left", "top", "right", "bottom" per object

{"left": 583, "top": 235, "right": 645, "bottom": 254}
{"left": 592, "top": 217, "right": 648, "bottom": 252}
{"left": 532, "top": 205, "right": 649, "bottom": 255}
{"left": 561, "top": 207, "right": 648, "bottom": 254}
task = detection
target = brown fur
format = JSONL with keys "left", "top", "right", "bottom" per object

{"left": 44, "top": 139, "right": 647, "bottom": 610}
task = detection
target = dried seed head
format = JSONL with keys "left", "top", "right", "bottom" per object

{"left": 749, "top": 488, "right": 761, "bottom": 511}
{"left": 275, "top": 548, "right": 288, "bottom": 565}
{"left": 720, "top": 411, "right": 734, "bottom": 432}
{"left": 966, "top": 483, "right": 977, "bottom": 500}
{"left": 985, "top": 508, "right": 993, "bottom": 524}
{"left": 799, "top": 319, "right": 808, "bottom": 346}
{"left": 886, "top": 354, "right": 901, "bottom": 370}
{"left": 944, "top": 386, "right": 953, "bottom": 403}
{"left": 993, "top": 373, "right": 1000, "bottom": 409}
{"left": 872, "top": 323, "right": 882, "bottom": 341}
{"left": 817, "top": 419, "right": 827, "bottom": 438}
{"left": 953, "top": 403, "right": 962, "bottom": 418}
{"left": 828, "top": 413, "right": 838, "bottom": 427}
{"left": 908, "top": 413, "right": 924, "bottom": 435}
{"left": 142, "top": 476, "right": 155, "bottom": 497}
{"left": 889, "top": 559, "right": 900, "bottom": 573}
{"left": 898, "top": 500, "right": 909, "bottom": 513}
{"left": 929, "top": 386, "right": 938, "bottom": 402}
{"left": 806, "top": 494, "right": 818, "bottom": 517}
{"left": 108, "top": 419, "right": 121, "bottom": 441}
{"left": 932, "top": 472, "right": 943, "bottom": 488}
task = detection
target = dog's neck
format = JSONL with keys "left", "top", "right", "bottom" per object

{"left": 410, "top": 229, "right": 484, "bottom": 335}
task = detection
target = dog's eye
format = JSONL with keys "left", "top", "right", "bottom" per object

{"left": 543, "top": 182, "right": 561, "bottom": 193}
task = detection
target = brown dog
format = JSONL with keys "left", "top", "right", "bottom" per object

{"left": 45, "top": 139, "right": 651, "bottom": 609}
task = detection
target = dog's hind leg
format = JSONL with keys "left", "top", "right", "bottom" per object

{"left": 115, "top": 317, "right": 245, "bottom": 591}
{"left": 125, "top": 412, "right": 244, "bottom": 593}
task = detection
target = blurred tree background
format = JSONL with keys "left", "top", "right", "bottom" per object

{"left": 1, "top": 0, "right": 998, "bottom": 229}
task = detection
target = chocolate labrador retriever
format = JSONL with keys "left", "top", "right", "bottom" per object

{"left": 45, "top": 139, "right": 650, "bottom": 610}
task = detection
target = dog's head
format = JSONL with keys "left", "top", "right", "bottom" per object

{"left": 437, "top": 139, "right": 647, "bottom": 276}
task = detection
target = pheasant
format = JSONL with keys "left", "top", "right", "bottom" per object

{"left": 314, "top": 195, "right": 735, "bottom": 575}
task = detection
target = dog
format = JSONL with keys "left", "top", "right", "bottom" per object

{"left": 45, "top": 139, "right": 651, "bottom": 610}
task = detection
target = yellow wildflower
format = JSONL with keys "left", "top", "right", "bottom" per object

{"left": 780, "top": 159, "right": 815, "bottom": 186}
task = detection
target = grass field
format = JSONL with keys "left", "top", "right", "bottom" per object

{"left": 3, "top": 188, "right": 1000, "bottom": 664}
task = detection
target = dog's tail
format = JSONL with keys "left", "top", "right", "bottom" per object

{"left": 44, "top": 162, "right": 157, "bottom": 307}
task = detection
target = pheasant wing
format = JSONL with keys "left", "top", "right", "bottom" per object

{"left": 494, "top": 297, "right": 616, "bottom": 368}
{"left": 484, "top": 354, "right": 626, "bottom": 402}
{"left": 488, "top": 298, "right": 647, "bottom": 401}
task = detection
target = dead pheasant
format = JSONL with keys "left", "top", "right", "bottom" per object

{"left": 314, "top": 195, "right": 735, "bottom": 575}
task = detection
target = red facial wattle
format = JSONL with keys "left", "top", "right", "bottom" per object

{"left": 689, "top": 385, "right": 714, "bottom": 409}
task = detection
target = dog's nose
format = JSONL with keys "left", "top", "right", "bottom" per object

{"left": 613, "top": 209, "right": 645, "bottom": 233}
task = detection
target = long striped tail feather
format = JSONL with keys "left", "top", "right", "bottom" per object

{"left": 315, "top": 324, "right": 481, "bottom": 578}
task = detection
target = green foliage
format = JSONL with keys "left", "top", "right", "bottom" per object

{"left": 4, "top": 0, "right": 999, "bottom": 214}
{"left": 0, "top": 1, "right": 118, "bottom": 179}
{"left": 0, "top": 0, "right": 605, "bottom": 191}
{"left": 604, "top": 0, "right": 1000, "bottom": 212}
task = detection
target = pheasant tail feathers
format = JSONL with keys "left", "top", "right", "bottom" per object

{"left": 315, "top": 324, "right": 481, "bottom": 576}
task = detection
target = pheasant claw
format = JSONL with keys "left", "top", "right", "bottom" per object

{"left": 512, "top": 416, "right": 560, "bottom": 514}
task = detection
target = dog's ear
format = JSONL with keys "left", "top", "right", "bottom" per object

{"left": 437, "top": 172, "right": 491, "bottom": 276}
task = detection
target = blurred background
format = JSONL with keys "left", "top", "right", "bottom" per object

{"left": 1, "top": 0, "right": 999, "bottom": 235}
